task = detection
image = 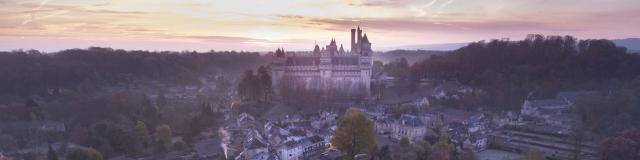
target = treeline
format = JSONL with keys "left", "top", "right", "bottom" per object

{"left": 374, "top": 49, "right": 445, "bottom": 64}
{"left": 0, "top": 47, "right": 272, "bottom": 102}
{"left": 411, "top": 35, "right": 640, "bottom": 110}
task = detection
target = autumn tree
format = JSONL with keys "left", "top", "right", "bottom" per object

{"left": 155, "top": 124, "right": 173, "bottom": 152}
{"left": 428, "top": 133, "right": 454, "bottom": 160}
{"left": 135, "top": 121, "right": 152, "bottom": 149}
{"left": 330, "top": 108, "right": 376, "bottom": 160}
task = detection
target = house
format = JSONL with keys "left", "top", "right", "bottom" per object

{"left": 264, "top": 122, "right": 290, "bottom": 146}
{"left": 302, "top": 136, "right": 325, "bottom": 158}
{"left": 463, "top": 132, "right": 488, "bottom": 152}
{"left": 447, "top": 122, "right": 468, "bottom": 144}
{"left": 420, "top": 113, "right": 443, "bottom": 128}
{"left": 374, "top": 116, "right": 395, "bottom": 134}
{"left": 415, "top": 96, "right": 430, "bottom": 108}
{"left": 520, "top": 91, "right": 595, "bottom": 130}
{"left": 239, "top": 138, "right": 269, "bottom": 160}
{"left": 465, "top": 113, "right": 490, "bottom": 133}
{"left": 391, "top": 115, "right": 427, "bottom": 141}
{"left": 447, "top": 113, "right": 490, "bottom": 152}
{"left": 276, "top": 136, "right": 325, "bottom": 160}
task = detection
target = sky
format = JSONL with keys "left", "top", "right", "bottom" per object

{"left": 0, "top": 0, "right": 639, "bottom": 52}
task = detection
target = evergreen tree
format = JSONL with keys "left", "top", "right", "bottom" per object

{"left": 257, "top": 66, "right": 272, "bottom": 102}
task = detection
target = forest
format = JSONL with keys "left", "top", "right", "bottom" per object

{"left": 411, "top": 35, "right": 640, "bottom": 110}
{"left": 0, "top": 47, "right": 272, "bottom": 103}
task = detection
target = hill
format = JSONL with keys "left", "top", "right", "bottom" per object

{"left": 612, "top": 38, "right": 640, "bottom": 51}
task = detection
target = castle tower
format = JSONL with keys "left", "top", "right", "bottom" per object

{"left": 351, "top": 28, "right": 356, "bottom": 53}
{"left": 357, "top": 26, "right": 363, "bottom": 54}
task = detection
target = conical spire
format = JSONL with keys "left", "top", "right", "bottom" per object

{"left": 313, "top": 44, "right": 321, "bottom": 55}
{"left": 362, "top": 33, "right": 369, "bottom": 43}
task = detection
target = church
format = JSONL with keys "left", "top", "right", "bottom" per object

{"left": 271, "top": 26, "right": 373, "bottom": 96}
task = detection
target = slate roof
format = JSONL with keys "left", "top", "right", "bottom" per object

{"left": 400, "top": 115, "right": 424, "bottom": 127}
{"left": 247, "top": 138, "right": 268, "bottom": 150}
{"left": 308, "top": 135, "right": 324, "bottom": 143}
{"left": 556, "top": 91, "right": 599, "bottom": 103}
{"left": 528, "top": 99, "right": 569, "bottom": 108}
{"left": 331, "top": 56, "right": 359, "bottom": 65}
{"left": 286, "top": 57, "right": 319, "bottom": 66}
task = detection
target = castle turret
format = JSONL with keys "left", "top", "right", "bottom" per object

{"left": 327, "top": 38, "right": 338, "bottom": 56}
{"left": 275, "top": 48, "right": 285, "bottom": 57}
{"left": 313, "top": 44, "right": 321, "bottom": 55}
{"left": 360, "top": 33, "right": 372, "bottom": 55}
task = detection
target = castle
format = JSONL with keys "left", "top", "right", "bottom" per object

{"left": 271, "top": 26, "right": 373, "bottom": 96}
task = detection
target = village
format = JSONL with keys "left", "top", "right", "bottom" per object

{"left": 189, "top": 75, "right": 601, "bottom": 160}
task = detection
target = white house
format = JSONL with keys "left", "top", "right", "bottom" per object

{"left": 276, "top": 136, "right": 325, "bottom": 160}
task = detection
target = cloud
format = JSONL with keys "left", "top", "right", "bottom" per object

{"left": 347, "top": 0, "right": 417, "bottom": 7}
{"left": 175, "top": 35, "right": 270, "bottom": 43}
{"left": 278, "top": 15, "right": 573, "bottom": 35}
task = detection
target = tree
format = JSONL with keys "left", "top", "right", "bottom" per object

{"left": 330, "top": 108, "right": 376, "bottom": 160}
{"left": 372, "top": 60, "right": 384, "bottom": 75}
{"left": 140, "top": 94, "right": 160, "bottom": 127}
{"left": 256, "top": 66, "right": 272, "bottom": 102}
{"left": 523, "top": 148, "right": 545, "bottom": 160}
{"left": 600, "top": 129, "right": 640, "bottom": 160}
{"left": 155, "top": 124, "right": 173, "bottom": 152}
{"left": 48, "top": 145, "right": 59, "bottom": 160}
{"left": 427, "top": 133, "right": 454, "bottom": 160}
{"left": 427, "top": 149, "right": 450, "bottom": 160}
{"left": 135, "top": 121, "right": 152, "bottom": 149}
{"left": 394, "top": 136, "right": 418, "bottom": 160}
{"left": 0, "top": 134, "right": 18, "bottom": 152}
{"left": 173, "top": 140, "right": 188, "bottom": 151}
{"left": 458, "top": 148, "right": 474, "bottom": 160}
{"left": 66, "top": 147, "right": 104, "bottom": 160}
{"left": 156, "top": 89, "right": 168, "bottom": 109}
{"left": 414, "top": 140, "right": 432, "bottom": 160}
{"left": 432, "top": 133, "right": 453, "bottom": 153}
{"left": 238, "top": 70, "right": 257, "bottom": 101}
{"left": 377, "top": 145, "right": 391, "bottom": 160}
